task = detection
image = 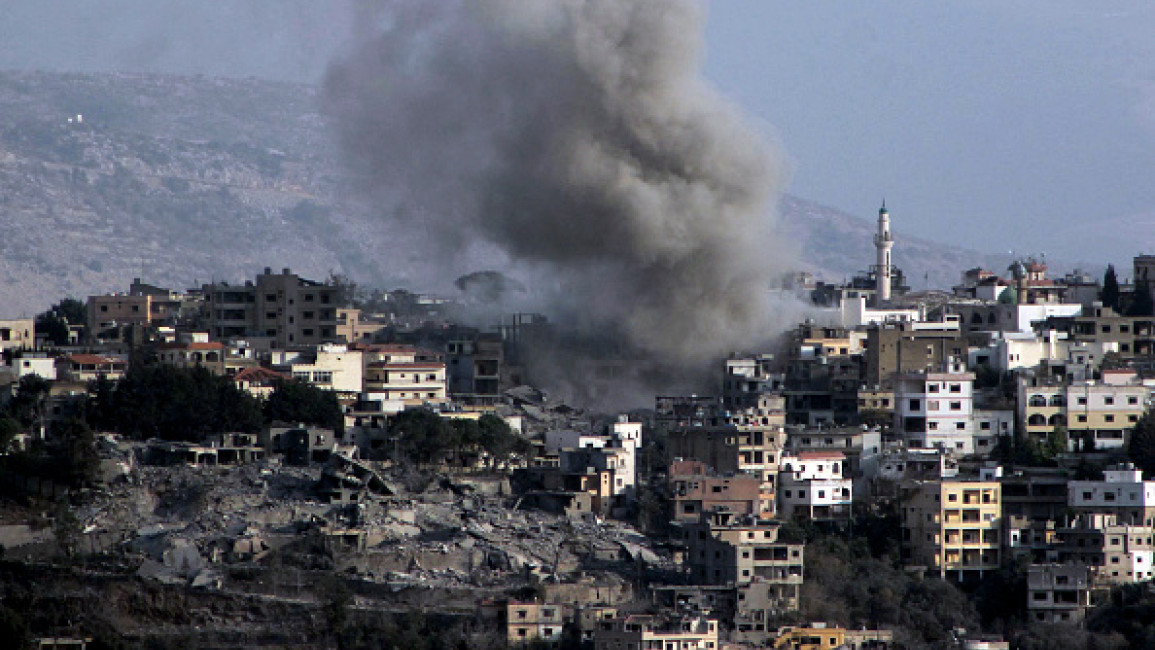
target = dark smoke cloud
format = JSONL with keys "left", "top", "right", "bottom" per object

{"left": 324, "top": 0, "right": 793, "bottom": 363}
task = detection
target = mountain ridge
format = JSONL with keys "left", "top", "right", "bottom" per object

{"left": 0, "top": 70, "right": 1055, "bottom": 317}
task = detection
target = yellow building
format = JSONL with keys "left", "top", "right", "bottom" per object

{"left": 901, "top": 478, "right": 1002, "bottom": 579}
{"left": 772, "top": 623, "right": 894, "bottom": 650}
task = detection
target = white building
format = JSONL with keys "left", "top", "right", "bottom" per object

{"left": 894, "top": 367, "right": 978, "bottom": 455}
{"left": 777, "top": 451, "right": 853, "bottom": 521}
{"left": 1068, "top": 465, "right": 1155, "bottom": 525}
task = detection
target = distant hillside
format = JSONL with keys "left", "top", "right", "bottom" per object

{"left": 779, "top": 195, "right": 1023, "bottom": 290}
{"left": 0, "top": 70, "right": 1057, "bottom": 317}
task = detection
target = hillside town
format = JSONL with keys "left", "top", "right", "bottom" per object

{"left": 2, "top": 205, "right": 1155, "bottom": 649}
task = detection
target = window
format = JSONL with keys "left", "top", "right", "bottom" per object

{"left": 928, "top": 384, "right": 940, "bottom": 393}
{"left": 949, "top": 384, "right": 962, "bottom": 393}
{"left": 1105, "top": 414, "right": 1115, "bottom": 423}
{"left": 1078, "top": 397, "right": 1087, "bottom": 405}
{"left": 304, "top": 311, "right": 314, "bottom": 319}
{"left": 950, "top": 401, "right": 962, "bottom": 411}
{"left": 956, "top": 422, "right": 966, "bottom": 429}
{"left": 1077, "top": 415, "right": 1087, "bottom": 423}
{"left": 304, "top": 293, "right": 315, "bottom": 302}
{"left": 1129, "top": 396, "right": 1140, "bottom": 405}
{"left": 1105, "top": 396, "right": 1115, "bottom": 405}
{"left": 909, "top": 399, "right": 921, "bottom": 410}
{"left": 980, "top": 421, "right": 992, "bottom": 430}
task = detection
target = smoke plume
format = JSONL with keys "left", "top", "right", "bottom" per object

{"left": 323, "top": 0, "right": 792, "bottom": 363}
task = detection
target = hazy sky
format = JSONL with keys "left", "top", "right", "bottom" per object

{"left": 3, "top": 1, "right": 1154, "bottom": 268}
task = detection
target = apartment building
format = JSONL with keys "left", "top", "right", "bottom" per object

{"left": 1026, "top": 564, "right": 1092, "bottom": 624}
{"left": 204, "top": 267, "right": 339, "bottom": 348}
{"left": 777, "top": 451, "right": 853, "bottom": 521}
{"left": 507, "top": 600, "right": 566, "bottom": 647}
{"left": 669, "top": 460, "right": 764, "bottom": 522}
{"left": 901, "top": 477, "right": 1002, "bottom": 580}
{"left": 270, "top": 343, "right": 364, "bottom": 396}
{"left": 1057, "top": 513, "right": 1155, "bottom": 586}
{"left": 1067, "top": 464, "right": 1155, "bottom": 525}
{"left": 894, "top": 368, "right": 983, "bottom": 455}
{"left": 1018, "top": 375, "right": 1147, "bottom": 451}
{"left": 593, "top": 614, "right": 718, "bottom": 650}
{"left": 673, "top": 516, "right": 803, "bottom": 610}
{"left": 723, "top": 353, "right": 783, "bottom": 411}
{"left": 863, "top": 318, "right": 966, "bottom": 387}
{"left": 362, "top": 344, "right": 448, "bottom": 407}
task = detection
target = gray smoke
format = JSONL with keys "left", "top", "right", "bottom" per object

{"left": 323, "top": 0, "right": 792, "bottom": 363}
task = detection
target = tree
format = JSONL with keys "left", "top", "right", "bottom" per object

{"left": 1128, "top": 277, "right": 1154, "bottom": 317}
{"left": 105, "top": 365, "right": 263, "bottom": 441}
{"left": 1101, "top": 264, "right": 1121, "bottom": 311}
{"left": 1128, "top": 412, "right": 1155, "bottom": 477}
{"left": 35, "top": 297, "right": 86, "bottom": 346}
{"left": 265, "top": 379, "right": 343, "bottom": 432}
{"left": 7, "top": 375, "right": 51, "bottom": 431}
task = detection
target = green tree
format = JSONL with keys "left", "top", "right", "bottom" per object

{"left": 35, "top": 297, "right": 86, "bottom": 346}
{"left": 265, "top": 379, "right": 343, "bottom": 432}
{"left": 107, "top": 365, "right": 262, "bottom": 441}
{"left": 388, "top": 408, "right": 453, "bottom": 465}
{"left": 7, "top": 375, "right": 51, "bottom": 430}
{"left": 1101, "top": 264, "right": 1121, "bottom": 311}
{"left": 1128, "top": 412, "right": 1155, "bottom": 477}
{"left": 1128, "top": 277, "right": 1154, "bottom": 316}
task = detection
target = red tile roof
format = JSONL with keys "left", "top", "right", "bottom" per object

{"left": 64, "top": 354, "right": 125, "bottom": 366}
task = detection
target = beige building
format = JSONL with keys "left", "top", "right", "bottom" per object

{"left": 901, "top": 478, "right": 1002, "bottom": 579}
{"left": 1018, "top": 375, "right": 1147, "bottom": 451}
{"left": 271, "top": 343, "right": 364, "bottom": 396}
{"left": 155, "top": 341, "right": 227, "bottom": 375}
{"left": 673, "top": 516, "right": 803, "bottom": 612}
{"left": 1057, "top": 513, "right": 1155, "bottom": 586}
{"left": 204, "top": 267, "right": 339, "bottom": 348}
{"left": 507, "top": 601, "right": 566, "bottom": 647}
{"left": 0, "top": 318, "right": 34, "bottom": 351}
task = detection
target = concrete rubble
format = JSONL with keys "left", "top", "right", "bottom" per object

{"left": 35, "top": 439, "right": 672, "bottom": 603}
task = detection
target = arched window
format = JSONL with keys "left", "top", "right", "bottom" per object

{"left": 1028, "top": 414, "right": 1046, "bottom": 426}
{"left": 1049, "top": 414, "right": 1066, "bottom": 426}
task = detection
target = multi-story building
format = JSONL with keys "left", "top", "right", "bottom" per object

{"left": 204, "top": 267, "right": 339, "bottom": 348}
{"left": 894, "top": 367, "right": 982, "bottom": 455}
{"left": 900, "top": 477, "right": 1002, "bottom": 580}
{"left": 723, "top": 353, "right": 783, "bottom": 411}
{"left": 668, "top": 425, "right": 784, "bottom": 512}
{"left": 673, "top": 516, "right": 803, "bottom": 610}
{"left": 507, "top": 600, "right": 566, "bottom": 647}
{"left": 1067, "top": 464, "right": 1155, "bottom": 525}
{"left": 1018, "top": 373, "right": 1148, "bottom": 451}
{"left": 593, "top": 614, "right": 718, "bottom": 650}
{"left": 1056, "top": 513, "right": 1155, "bottom": 586}
{"left": 1026, "top": 564, "right": 1093, "bottom": 624}
{"left": 361, "top": 344, "right": 448, "bottom": 407}
{"left": 270, "top": 343, "right": 364, "bottom": 396}
{"left": 669, "top": 460, "right": 765, "bottom": 522}
{"left": 777, "top": 451, "right": 853, "bottom": 521}
{"left": 863, "top": 317, "right": 966, "bottom": 388}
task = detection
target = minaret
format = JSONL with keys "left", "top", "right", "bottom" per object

{"left": 874, "top": 200, "right": 893, "bottom": 306}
